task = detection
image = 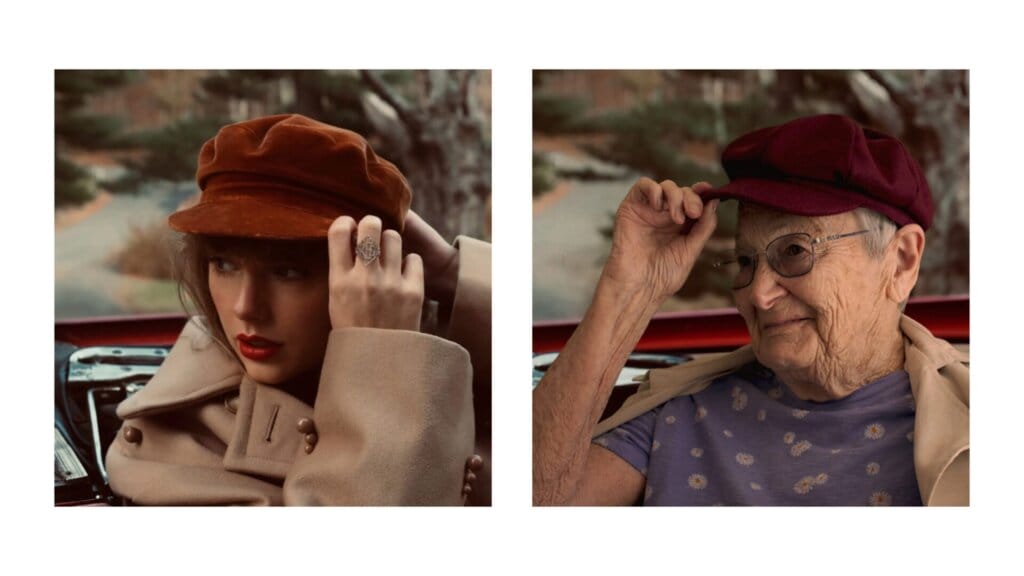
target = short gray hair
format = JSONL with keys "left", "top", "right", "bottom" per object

{"left": 853, "top": 208, "right": 897, "bottom": 258}
{"left": 853, "top": 208, "right": 909, "bottom": 311}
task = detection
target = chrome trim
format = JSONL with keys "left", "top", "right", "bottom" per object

{"left": 87, "top": 386, "right": 121, "bottom": 483}
{"left": 67, "top": 346, "right": 168, "bottom": 485}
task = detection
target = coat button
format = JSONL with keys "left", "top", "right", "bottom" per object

{"left": 123, "top": 426, "right": 142, "bottom": 444}
{"left": 304, "top": 443, "right": 315, "bottom": 455}
{"left": 297, "top": 418, "right": 316, "bottom": 434}
{"left": 304, "top": 432, "right": 318, "bottom": 446}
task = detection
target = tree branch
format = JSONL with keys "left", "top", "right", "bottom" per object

{"left": 360, "top": 70, "right": 421, "bottom": 134}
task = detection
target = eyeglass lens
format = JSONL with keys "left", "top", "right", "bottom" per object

{"left": 727, "top": 233, "right": 815, "bottom": 289}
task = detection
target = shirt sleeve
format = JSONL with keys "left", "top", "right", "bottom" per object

{"left": 593, "top": 408, "right": 657, "bottom": 476}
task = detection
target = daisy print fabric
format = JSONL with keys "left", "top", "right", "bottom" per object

{"left": 592, "top": 362, "right": 921, "bottom": 505}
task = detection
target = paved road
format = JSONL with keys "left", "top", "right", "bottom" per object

{"left": 533, "top": 177, "right": 635, "bottom": 322}
{"left": 55, "top": 182, "right": 194, "bottom": 319}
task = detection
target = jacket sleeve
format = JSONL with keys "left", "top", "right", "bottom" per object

{"left": 282, "top": 328, "right": 475, "bottom": 505}
{"left": 446, "top": 236, "right": 491, "bottom": 378}
{"left": 282, "top": 237, "right": 485, "bottom": 505}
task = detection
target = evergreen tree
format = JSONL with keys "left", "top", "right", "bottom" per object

{"left": 54, "top": 70, "right": 136, "bottom": 206}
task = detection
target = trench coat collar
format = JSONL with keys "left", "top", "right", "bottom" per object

{"left": 116, "top": 318, "right": 243, "bottom": 419}
{"left": 592, "top": 314, "right": 969, "bottom": 506}
{"left": 115, "top": 318, "right": 309, "bottom": 481}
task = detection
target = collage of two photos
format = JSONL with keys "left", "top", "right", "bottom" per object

{"left": 53, "top": 69, "right": 969, "bottom": 507}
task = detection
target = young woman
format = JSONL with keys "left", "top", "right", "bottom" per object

{"left": 105, "top": 114, "right": 489, "bottom": 505}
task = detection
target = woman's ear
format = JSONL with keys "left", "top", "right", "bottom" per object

{"left": 887, "top": 224, "right": 926, "bottom": 304}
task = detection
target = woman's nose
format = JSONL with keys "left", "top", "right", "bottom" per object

{"left": 233, "top": 272, "right": 269, "bottom": 322}
{"left": 747, "top": 259, "right": 787, "bottom": 311}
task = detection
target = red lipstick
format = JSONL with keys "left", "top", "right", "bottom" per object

{"left": 237, "top": 333, "right": 283, "bottom": 361}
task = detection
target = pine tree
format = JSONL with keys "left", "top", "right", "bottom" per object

{"left": 54, "top": 70, "right": 136, "bottom": 206}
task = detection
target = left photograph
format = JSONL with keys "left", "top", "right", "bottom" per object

{"left": 54, "top": 70, "right": 492, "bottom": 506}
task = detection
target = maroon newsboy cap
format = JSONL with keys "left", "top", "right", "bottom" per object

{"left": 169, "top": 114, "right": 412, "bottom": 239}
{"left": 704, "top": 114, "right": 934, "bottom": 230}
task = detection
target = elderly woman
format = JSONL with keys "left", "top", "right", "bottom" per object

{"left": 533, "top": 114, "right": 968, "bottom": 506}
{"left": 106, "top": 114, "right": 490, "bottom": 505}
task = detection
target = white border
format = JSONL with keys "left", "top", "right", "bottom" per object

{"left": 4, "top": 1, "right": 1020, "bottom": 572}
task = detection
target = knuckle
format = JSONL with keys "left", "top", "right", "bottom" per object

{"left": 329, "top": 216, "right": 356, "bottom": 237}
{"left": 360, "top": 215, "right": 383, "bottom": 229}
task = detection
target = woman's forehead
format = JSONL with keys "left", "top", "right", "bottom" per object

{"left": 735, "top": 205, "right": 850, "bottom": 246}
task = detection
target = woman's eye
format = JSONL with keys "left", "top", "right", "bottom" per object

{"left": 783, "top": 243, "right": 809, "bottom": 257}
{"left": 736, "top": 255, "right": 754, "bottom": 268}
{"left": 209, "top": 257, "right": 237, "bottom": 273}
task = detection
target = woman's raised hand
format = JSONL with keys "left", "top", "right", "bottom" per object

{"left": 400, "top": 210, "right": 459, "bottom": 308}
{"left": 602, "top": 178, "right": 720, "bottom": 302}
{"left": 327, "top": 215, "right": 424, "bottom": 331}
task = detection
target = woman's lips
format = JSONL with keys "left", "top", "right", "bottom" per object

{"left": 762, "top": 318, "right": 812, "bottom": 331}
{"left": 236, "top": 334, "right": 283, "bottom": 361}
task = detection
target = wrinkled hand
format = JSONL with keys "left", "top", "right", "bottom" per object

{"left": 401, "top": 210, "right": 459, "bottom": 308}
{"left": 327, "top": 215, "right": 424, "bottom": 331}
{"left": 462, "top": 454, "right": 484, "bottom": 504}
{"left": 602, "top": 178, "right": 719, "bottom": 302}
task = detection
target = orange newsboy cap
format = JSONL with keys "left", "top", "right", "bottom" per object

{"left": 169, "top": 114, "right": 412, "bottom": 239}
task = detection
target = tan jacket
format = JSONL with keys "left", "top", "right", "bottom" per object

{"left": 593, "top": 315, "right": 969, "bottom": 506}
{"left": 106, "top": 237, "right": 491, "bottom": 506}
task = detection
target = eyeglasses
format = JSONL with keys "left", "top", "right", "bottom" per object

{"left": 713, "top": 229, "right": 872, "bottom": 289}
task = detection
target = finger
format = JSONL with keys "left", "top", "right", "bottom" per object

{"left": 327, "top": 216, "right": 357, "bottom": 270}
{"left": 692, "top": 181, "right": 713, "bottom": 194}
{"left": 355, "top": 215, "right": 383, "bottom": 267}
{"left": 401, "top": 210, "right": 423, "bottom": 255}
{"left": 381, "top": 229, "right": 403, "bottom": 274}
{"left": 402, "top": 252, "right": 424, "bottom": 285}
{"left": 681, "top": 185, "right": 705, "bottom": 220}
{"left": 660, "top": 180, "right": 685, "bottom": 224}
{"left": 688, "top": 198, "right": 720, "bottom": 243}
{"left": 632, "top": 177, "right": 664, "bottom": 210}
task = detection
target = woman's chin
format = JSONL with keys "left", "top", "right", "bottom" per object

{"left": 754, "top": 343, "right": 814, "bottom": 376}
{"left": 239, "top": 360, "right": 288, "bottom": 386}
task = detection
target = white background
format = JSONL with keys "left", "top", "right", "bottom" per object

{"left": 3, "top": 1, "right": 1020, "bottom": 573}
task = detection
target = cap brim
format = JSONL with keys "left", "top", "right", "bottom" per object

{"left": 168, "top": 198, "right": 340, "bottom": 239}
{"left": 703, "top": 177, "right": 870, "bottom": 218}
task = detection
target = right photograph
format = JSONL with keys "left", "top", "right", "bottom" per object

{"left": 532, "top": 70, "right": 969, "bottom": 506}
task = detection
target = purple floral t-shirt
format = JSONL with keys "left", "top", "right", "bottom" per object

{"left": 595, "top": 362, "right": 920, "bottom": 506}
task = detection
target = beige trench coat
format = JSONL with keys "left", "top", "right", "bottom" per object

{"left": 106, "top": 237, "right": 490, "bottom": 506}
{"left": 593, "top": 315, "right": 969, "bottom": 506}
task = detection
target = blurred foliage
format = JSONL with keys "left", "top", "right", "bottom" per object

{"left": 533, "top": 153, "right": 555, "bottom": 197}
{"left": 534, "top": 93, "right": 594, "bottom": 134}
{"left": 109, "top": 221, "right": 174, "bottom": 279}
{"left": 109, "top": 116, "right": 227, "bottom": 192}
{"left": 58, "top": 70, "right": 421, "bottom": 203}
{"left": 55, "top": 70, "right": 137, "bottom": 207}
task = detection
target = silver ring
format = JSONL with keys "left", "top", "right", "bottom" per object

{"left": 355, "top": 237, "right": 380, "bottom": 265}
